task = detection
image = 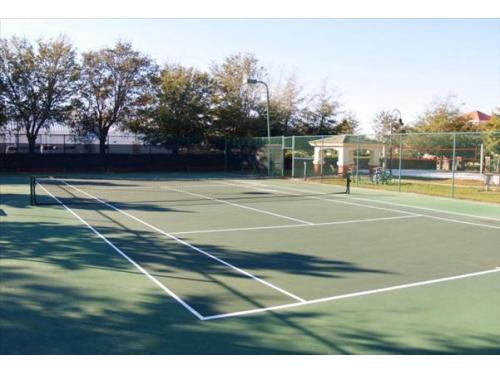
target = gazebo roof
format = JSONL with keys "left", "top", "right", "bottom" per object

{"left": 308, "top": 135, "right": 383, "bottom": 147}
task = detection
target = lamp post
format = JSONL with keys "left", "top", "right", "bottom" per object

{"left": 247, "top": 78, "right": 271, "bottom": 175}
{"left": 389, "top": 109, "right": 403, "bottom": 176}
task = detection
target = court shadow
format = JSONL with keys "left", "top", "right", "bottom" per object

{"left": 2, "top": 260, "right": 498, "bottom": 354}
{"left": 0, "top": 193, "right": 33, "bottom": 208}
{"left": 175, "top": 244, "right": 395, "bottom": 280}
{"left": 2, "top": 218, "right": 498, "bottom": 354}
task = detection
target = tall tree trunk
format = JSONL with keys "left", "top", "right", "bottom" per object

{"left": 99, "top": 134, "right": 108, "bottom": 155}
{"left": 27, "top": 134, "right": 37, "bottom": 154}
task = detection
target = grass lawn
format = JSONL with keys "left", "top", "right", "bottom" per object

{"left": 321, "top": 176, "right": 500, "bottom": 204}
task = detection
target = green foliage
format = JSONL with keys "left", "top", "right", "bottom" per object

{"left": 269, "top": 74, "right": 305, "bottom": 136}
{"left": 0, "top": 74, "right": 6, "bottom": 127}
{"left": 482, "top": 111, "right": 500, "bottom": 156}
{"left": 373, "top": 109, "right": 406, "bottom": 139}
{"left": 69, "top": 41, "right": 158, "bottom": 153}
{"left": 210, "top": 53, "right": 267, "bottom": 138}
{"left": 0, "top": 36, "right": 79, "bottom": 152}
{"left": 135, "top": 64, "right": 212, "bottom": 147}
{"left": 336, "top": 112, "right": 359, "bottom": 134}
{"left": 1, "top": 34, "right": 363, "bottom": 142}
{"left": 412, "top": 96, "right": 476, "bottom": 133}
{"left": 297, "top": 82, "right": 341, "bottom": 135}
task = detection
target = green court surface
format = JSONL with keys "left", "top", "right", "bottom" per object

{"left": 1, "top": 173, "right": 499, "bottom": 354}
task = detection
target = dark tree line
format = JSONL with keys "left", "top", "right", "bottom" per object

{"left": 0, "top": 36, "right": 358, "bottom": 154}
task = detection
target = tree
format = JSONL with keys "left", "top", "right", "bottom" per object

{"left": 210, "top": 53, "right": 267, "bottom": 138}
{"left": 133, "top": 64, "right": 212, "bottom": 151}
{"left": 70, "top": 41, "right": 158, "bottom": 154}
{"left": 0, "top": 36, "right": 79, "bottom": 153}
{"left": 336, "top": 111, "right": 359, "bottom": 134}
{"left": 373, "top": 109, "right": 405, "bottom": 139}
{"left": 483, "top": 110, "right": 500, "bottom": 160}
{"left": 0, "top": 77, "right": 7, "bottom": 127}
{"left": 299, "top": 82, "right": 340, "bottom": 135}
{"left": 412, "top": 96, "right": 474, "bottom": 133}
{"left": 269, "top": 74, "right": 304, "bottom": 135}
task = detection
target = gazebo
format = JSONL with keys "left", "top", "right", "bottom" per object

{"left": 308, "top": 135, "right": 384, "bottom": 176}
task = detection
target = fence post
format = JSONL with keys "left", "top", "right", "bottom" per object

{"left": 281, "top": 135, "right": 285, "bottom": 177}
{"left": 223, "top": 138, "right": 228, "bottom": 172}
{"left": 320, "top": 135, "right": 324, "bottom": 181}
{"left": 398, "top": 133, "right": 403, "bottom": 192}
{"left": 356, "top": 135, "right": 360, "bottom": 187}
{"left": 291, "top": 136, "right": 295, "bottom": 178}
{"left": 479, "top": 143, "right": 484, "bottom": 174}
{"left": 451, "top": 132, "right": 457, "bottom": 198}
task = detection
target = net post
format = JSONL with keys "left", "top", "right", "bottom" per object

{"left": 451, "top": 132, "right": 457, "bottom": 198}
{"left": 291, "top": 136, "right": 295, "bottom": 178}
{"left": 303, "top": 161, "right": 307, "bottom": 180}
{"left": 398, "top": 133, "right": 403, "bottom": 192}
{"left": 30, "top": 176, "right": 35, "bottom": 206}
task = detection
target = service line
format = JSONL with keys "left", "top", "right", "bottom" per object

{"left": 58, "top": 179, "right": 306, "bottom": 303}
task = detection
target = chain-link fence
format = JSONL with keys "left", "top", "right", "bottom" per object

{"left": 254, "top": 132, "right": 499, "bottom": 201}
{"left": 2, "top": 130, "right": 499, "bottom": 201}
{"left": 264, "top": 132, "right": 498, "bottom": 202}
{"left": 0, "top": 132, "right": 186, "bottom": 154}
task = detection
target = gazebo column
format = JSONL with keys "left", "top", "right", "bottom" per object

{"left": 312, "top": 146, "right": 323, "bottom": 174}
{"left": 368, "top": 147, "right": 381, "bottom": 175}
{"left": 336, "top": 147, "right": 354, "bottom": 176}
{"left": 312, "top": 146, "right": 322, "bottom": 164}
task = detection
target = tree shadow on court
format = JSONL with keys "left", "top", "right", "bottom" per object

{"left": 2, "top": 261, "right": 498, "bottom": 354}
{"left": 0, "top": 193, "right": 32, "bottom": 208}
{"left": 2, "top": 208, "right": 498, "bottom": 354}
{"left": 338, "top": 326, "right": 500, "bottom": 354}
{"left": 196, "top": 249, "right": 394, "bottom": 278}
{"left": 0, "top": 190, "right": 195, "bottom": 214}
{"left": 1, "top": 213, "right": 394, "bottom": 316}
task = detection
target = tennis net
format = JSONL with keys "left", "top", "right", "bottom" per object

{"left": 30, "top": 175, "right": 350, "bottom": 207}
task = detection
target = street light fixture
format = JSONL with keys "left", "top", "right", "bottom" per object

{"left": 247, "top": 78, "right": 272, "bottom": 176}
{"left": 388, "top": 109, "right": 404, "bottom": 176}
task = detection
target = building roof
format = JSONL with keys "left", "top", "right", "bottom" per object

{"left": 465, "top": 111, "right": 491, "bottom": 123}
{"left": 308, "top": 134, "right": 382, "bottom": 147}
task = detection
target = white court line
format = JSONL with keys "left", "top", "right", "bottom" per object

{"left": 216, "top": 180, "right": 422, "bottom": 216}
{"left": 161, "top": 185, "right": 314, "bottom": 225}
{"left": 57, "top": 180, "right": 306, "bottom": 303}
{"left": 36, "top": 183, "right": 205, "bottom": 320}
{"left": 224, "top": 181, "right": 500, "bottom": 230}
{"left": 170, "top": 214, "right": 420, "bottom": 235}
{"left": 202, "top": 267, "right": 500, "bottom": 320}
{"left": 272, "top": 179, "right": 500, "bottom": 222}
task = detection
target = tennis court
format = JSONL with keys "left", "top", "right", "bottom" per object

{"left": 1, "top": 173, "right": 499, "bottom": 353}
